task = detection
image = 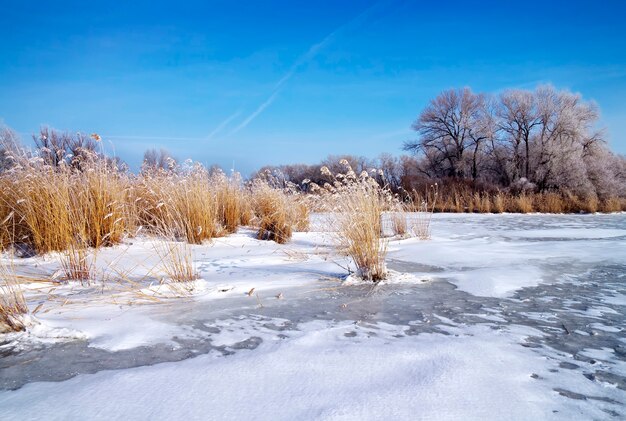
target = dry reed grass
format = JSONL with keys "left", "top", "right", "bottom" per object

{"left": 313, "top": 161, "right": 395, "bottom": 281}
{"left": 60, "top": 238, "right": 95, "bottom": 285}
{"left": 390, "top": 207, "right": 408, "bottom": 237}
{"left": 513, "top": 194, "right": 533, "bottom": 213}
{"left": 154, "top": 239, "right": 198, "bottom": 283}
{"left": 251, "top": 179, "right": 293, "bottom": 244}
{"left": 409, "top": 183, "right": 626, "bottom": 214}
{"left": 291, "top": 197, "right": 311, "bottom": 232}
{"left": 0, "top": 154, "right": 128, "bottom": 254}
{"left": 410, "top": 184, "right": 438, "bottom": 240}
{"left": 0, "top": 260, "right": 29, "bottom": 333}
{"left": 215, "top": 172, "right": 244, "bottom": 233}
{"left": 136, "top": 167, "right": 220, "bottom": 243}
{"left": 599, "top": 196, "right": 624, "bottom": 213}
{"left": 468, "top": 189, "right": 625, "bottom": 214}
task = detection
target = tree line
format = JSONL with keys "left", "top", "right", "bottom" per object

{"left": 1, "top": 85, "right": 625, "bottom": 201}
{"left": 403, "top": 85, "right": 626, "bottom": 199}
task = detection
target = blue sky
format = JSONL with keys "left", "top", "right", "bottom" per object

{"left": 1, "top": 0, "right": 625, "bottom": 174}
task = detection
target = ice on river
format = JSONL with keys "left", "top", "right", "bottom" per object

{"left": 1, "top": 213, "right": 625, "bottom": 420}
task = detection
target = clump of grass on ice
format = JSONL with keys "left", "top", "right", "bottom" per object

{"left": 249, "top": 169, "right": 312, "bottom": 241}
{"left": 389, "top": 204, "right": 408, "bottom": 237}
{"left": 0, "top": 143, "right": 128, "bottom": 254}
{"left": 213, "top": 170, "right": 245, "bottom": 234}
{"left": 0, "top": 260, "right": 29, "bottom": 333}
{"left": 135, "top": 162, "right": 220, "bottom": 243}
{"left": 313, "top": 161, "right": 396, "bottom": 282}
{"left": 410, "top": 184, "right": 438, "bottom": 240}
{"left": 60, "top": 237, "right": 96, "bottom": 285}
{"left": 153, "top": 238, "right": 199, "bottom": 283}
{"left": 250, "top": 178, "right": 293, "bottom": 244}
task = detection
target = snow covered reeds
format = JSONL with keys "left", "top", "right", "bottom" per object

{"left": 60, "top": 238, "right": 95, "bottom": 285}
{"left": 390, "top": 206, "right": 408, "bottom": 237}
{"left": 0, "top": 260, "right": 29, "bottom": 333}
{"left": 410, "top": 184, "right": 438, "bottom": 240}
{"left": 154, "top": 239, "right": 198, "bottom": 283}
{"left": 251, "top": 179, "right": 293, "bottom": 244}
{"left": 314, "top": 161, "right": 396, "bottom": 281}
{"left": 0, "top": 153, "right": 128, "bottom": 254}
{"left": 135, "top": 164, "right": 219, "bottom": 244}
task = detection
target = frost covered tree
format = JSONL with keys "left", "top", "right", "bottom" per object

{"left": 404, "top": 85, "right": 622, "bottom": 199}
{"left": 525, "top": 86, "right": 605, "bottom": 195}
{"left": 0, "top": 126, "right": 23, "bottom": 172}
{"left": 142, "top": 148, "right": 177, "bottom": 173}
{"left": 403, "top": 88, "right": 491, "bottom": 180}
{"left": 496, "top": 89, "right": 539, "bottom": 182}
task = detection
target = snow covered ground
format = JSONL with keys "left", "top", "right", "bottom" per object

{"left": 1, "top": 213, "right": 625, "bottom": 420}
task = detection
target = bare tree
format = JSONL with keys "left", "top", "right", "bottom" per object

{"left": 30, "top": 127, "right": 108, "bottom": 170}
{"left": 142, "top": 148, "right": 177, "bottom": 173}
{"left": 0, "top": 125, "right": 24, "bottom": 171}
{"left": 376, "top": 153, "right": 402, "bottom": 190}
{"left": 403, "top": 88, "right": 489, "bottom": 180}
{"left": 34, "top": 127, "right": 68, "bottom": 167}
{"left": 403, "top": 85, "right": 616, "bottom": 199}
{"left": 497, "top": 89, "right": 540, "bottom": 182}
{"left": 529, "top": 86, "right": 605, "bottom": 193}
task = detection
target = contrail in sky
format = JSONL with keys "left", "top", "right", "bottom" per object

{"left": 207, "top": 110, "right": 242, "bottom": 140}
{"left": 229, "top": 1, "right": 392, "bottom": 135}
{"left": 229, "top": 91, "right": 279, "bottom": 134}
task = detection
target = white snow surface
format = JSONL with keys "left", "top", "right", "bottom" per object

{"left": 0, "top": 320, "right": 602, "bottom": 420}
{"left": 387, "top": 213, "right": 626, "bottom": 297}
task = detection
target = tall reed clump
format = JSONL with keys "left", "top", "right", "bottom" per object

{"left": 314, "top": 161, "right": 395, "bottom": 281}
{"left": 75, "top": 163, "right": 128, "bottom": 248}
{"left": 136, "top": 163, "right": 220, "bottom": 243}
{"left": 0, "top": 177, "right": 18, "bottom": 250}
{"left": 213, "top": 171, "right": 245, "bottom": 234}
{"left": 533, "top": 192, "right": 564, "bottom": 213}
{"left": 0, "top": 150, "right": 128, "bottom": 254}
{"left": 250, "top": 179, "right": 293, "bottom": 244}
{"left": 512, "top": 194, "right": 534, "bottom": 213}
{"left": 599, "top": 196, "right": 624, "bottom": 213}
{"left": 0, "top": 260, "right": 29, "bottom": 333}
{"left": 291, "top": 196, "right": 311, "bottom": 232}
{"left": 3, "top": 163, "right": 74, "bottom": 253}
{"left": 492, "top": 193, "right": 505, "bottom": 213}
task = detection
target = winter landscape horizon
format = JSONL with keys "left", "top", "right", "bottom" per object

{"left": 1, "top": 1, "right": 626, "bottom": 420}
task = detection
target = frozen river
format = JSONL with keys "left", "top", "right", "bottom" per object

{"left": 1, "top": 213, "right": 625, "bottom": 420}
